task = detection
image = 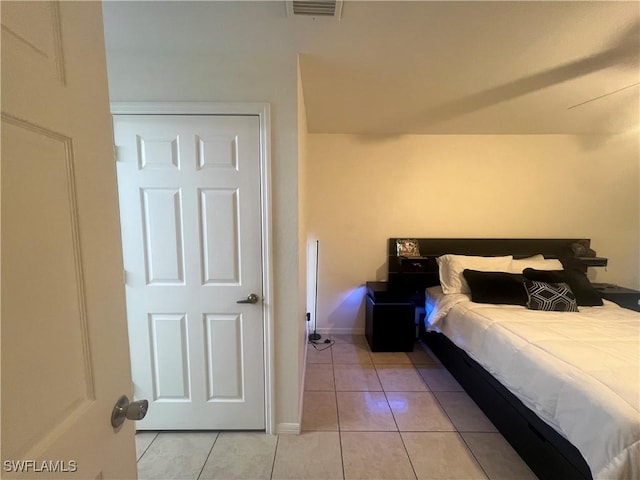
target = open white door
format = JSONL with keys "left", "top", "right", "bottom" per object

{"left": 1, "top": 2, "right": 138, "bottom": 478}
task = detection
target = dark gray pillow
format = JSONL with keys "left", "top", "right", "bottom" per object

{"left": 523, "top": 268, "right": 603, "bottom": 306}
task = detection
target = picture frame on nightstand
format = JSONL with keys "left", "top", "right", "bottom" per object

{"left": 396, "top": 238, "right": 421, "bottom": 257}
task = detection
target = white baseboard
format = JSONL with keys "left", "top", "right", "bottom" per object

{"left": 316, "top": 327, "right": 365, "bottom": 336}
{"left": 276, "top": 422, "right": 301, "bottom": 434}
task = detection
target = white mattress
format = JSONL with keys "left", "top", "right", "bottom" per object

{"left": 425, "top": 287, "right": 640, "bottom": 480}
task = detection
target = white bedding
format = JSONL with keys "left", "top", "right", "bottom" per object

{"left": 425, "top": 287, "right": 640, "bottom": 480}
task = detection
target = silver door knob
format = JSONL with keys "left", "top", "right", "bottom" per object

{"left": 237, "top": 293, "right": 259, "bottom": 304}
{"left": 111, "top": 395, "right": 148, "bottom": 428}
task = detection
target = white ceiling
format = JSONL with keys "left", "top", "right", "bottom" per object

{"left": 102, "top": 1, "right": 640, "bottom": 135}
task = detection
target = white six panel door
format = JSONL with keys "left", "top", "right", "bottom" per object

{"left": 114, "top": 115, "right": 265, "bottom": 430}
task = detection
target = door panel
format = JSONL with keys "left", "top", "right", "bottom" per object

{"left": 204, "top": 314, "right": 244, "bottom": 400}
{"left": 149, "top": 313, "right": 191, "bottom": 400}
{"left": 1, "top": 2, "right": 137, "bottom": 478}
{"left": 200, "top": 188, "right": 241, "bottom": 284}
{"left": 196, "top": 133, "right": 238, "bottom": 169}
{"left": 2, "top": 119, "right": 92, "bottom": 459}
{"left": 114, "top": 114, "right": 265, "bottom": 430}
{"left": 141, "top": 187, "right": 185, "bottom": 285}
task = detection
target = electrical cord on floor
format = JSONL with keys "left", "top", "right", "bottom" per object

{"left": 309, "top": 338, "right": 334, "bottom": 351}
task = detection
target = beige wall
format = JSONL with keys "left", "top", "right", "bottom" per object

{"left": 307, "top": 134, "right": 640, "bottom": 334}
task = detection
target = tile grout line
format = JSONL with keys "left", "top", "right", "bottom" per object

{"left": 456, "top": 432, "right": 491, "bottom": 480}
{"left": 195, "top": 432, "right": 219, "bottom": 480}
{"left": 268, "top": 434, "right": 280, "bottom": 480}
{"left": 379, "top": 343, "right": 475, "bottom": 480}
{"left": 408, "top": 343, "right": 489, "bottom": 480}
{"left": 331, "top": 336, "right": 347, "bottom": 480}
{"left": 135, "top": 431, "right": 159, "bottom": 464}
{"left": 379, "top": 356, "right": 420, "bottom": 480}
{"left": 415, "top": 345, "right": 489, "bottom": 479}
{"left": 335, "top": 336, "right": 383, "bottom": 479}
{"left": 419, "top": 344, "right": 495, "bottom": 480}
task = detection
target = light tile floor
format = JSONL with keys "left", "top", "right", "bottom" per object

{"left": 135, "top": 335, "right": 537, "bottom": 480}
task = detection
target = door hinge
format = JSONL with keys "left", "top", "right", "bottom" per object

{"left": 113, "top": 145, "right": 121, "bottom": 163}
{"left": 123, "top": 270, "right": 127, "bottom": 285}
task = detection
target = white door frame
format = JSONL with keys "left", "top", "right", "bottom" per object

{"left": 110, "top": 102, "right": 274, "bottom": 434}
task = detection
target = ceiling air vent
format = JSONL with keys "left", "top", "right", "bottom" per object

{"left": 286, "top": 0, "right": 343, "bottom": 19}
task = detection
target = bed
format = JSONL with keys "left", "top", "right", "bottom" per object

{"left": 386, "top": 238, "right": 640, "bottom": 480}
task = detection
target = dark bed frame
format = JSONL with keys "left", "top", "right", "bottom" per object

{"left": 387, "top": 238, "right": 594, "bottom": 480}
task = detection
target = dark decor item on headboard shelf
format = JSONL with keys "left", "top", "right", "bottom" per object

{"left": 570, "top": 240, "right": 596, "bottom": 257}
{"left": 569, "top": 240, "right": 607, "bottom": 268}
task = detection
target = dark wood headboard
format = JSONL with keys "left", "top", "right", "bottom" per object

{"left": 388, "top": 238, "right": 589, "bottom": 259}
{"left": 387, "top": 238, "right": 598, "bottom": 300}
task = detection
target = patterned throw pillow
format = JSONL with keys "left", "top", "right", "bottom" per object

{"left": 524, "top": 280, "right": 579, "bottom": 312}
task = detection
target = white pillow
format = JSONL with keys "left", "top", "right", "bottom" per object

{"left": 437, "top": 254, "right": 513, "bottom": 294}
{"left": 509, "top": 255, "right": 563, "bottom": 273}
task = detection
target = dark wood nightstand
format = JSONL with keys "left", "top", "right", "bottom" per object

{"left": 592, "top": 283, "right": 640, "bottom": 312}
{"left": 365, "top": 282, "right": 415, "bottom": 352}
